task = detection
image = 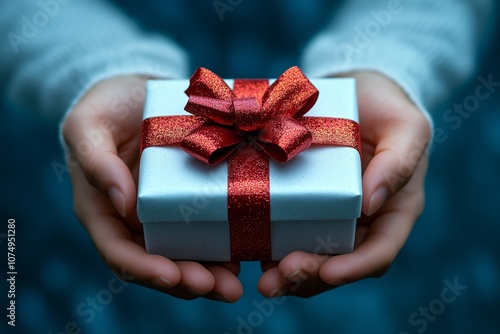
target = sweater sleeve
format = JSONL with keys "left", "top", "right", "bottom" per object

{"left": 0, "top": 0, "right": 188, "bottom": 120}
{"left": 301, "top": 0, "right": 495, "bottom": 122}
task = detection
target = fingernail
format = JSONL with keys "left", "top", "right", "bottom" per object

{"left": 284, "top": 269, "right": 302, "bottom": 279}
{"left": 152, "top": 277, "right": 172, "bottom": 288}
{"left": 283, "top": 270, "right": 304, "bottom": 286}
{"left": 367, "top": 186, "right": 389, "bottom": 216}
{"left": 109, "top": 186, "right": 126, "bottom": 217}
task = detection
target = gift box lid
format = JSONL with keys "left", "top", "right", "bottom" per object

{"left": 137, "top": 78, "right": 362, "bottom": 224}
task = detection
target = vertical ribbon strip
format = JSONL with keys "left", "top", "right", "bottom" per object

{"left": 228, "top": 79, "right": 271, "bottom": 260}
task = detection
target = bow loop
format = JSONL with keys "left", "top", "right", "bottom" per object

{"left": 184, "top": 67, "right": 234, "bottom": 100}
{"left": 258, "top": 115, "right": 312, "bottom": 162}
{"left": 182, "top": 66, "right": 319, "bottom": 164}
{"left": 262, "top": 66, "right": 319, "bottom": 119}
{"left": 181, "top": 126, "right": 244, "bottom": 165}
{"left": 185, "top": 95, "right": 234, "bottom": 126}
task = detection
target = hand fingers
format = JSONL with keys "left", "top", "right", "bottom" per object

{"left": 88, "top": 217, "right": 241, "bottom": 302}
{"left": 260, "top": 261, "right": 278, "bottom": 273}
{"left": 160, "top": 262, "right": 243, "bottom": 302}
{"left": 319, "top": 158, "right": 427, "bottom": 285}
{"left": 63, "top": 107, "right": 136, "bottom": 217}
{"left": 203, "top": 263, "right": 244, "bottom": 302}
{"left": 350, "top": 71, "right": 431, "bottom": 216}
{"left": 219, "top": 262, "right": 242, "bottom": 276}
{"left": 258, "top": 202, "right": 419, "bottom": 298}
{"left": 258, "top": 156, "right": 427, "bottom": 297}
{"left": 86, "top": 210, "right": 186, "bottom": 293}
{"left": 62, "top": 77, "right": 147, "bottom": 217}
{"left": 277, "top": 251, "right": 331, "bottom": 289}
{"left": 361, "top": 118, "right": 429, "bottom": 216}
{"left": 258, "top": 252, "right": 331, "bottom": 298}
{"left": 257, "top": 266, "right": 291, "bottom": 297}
{"left": 71, "top": 164, "right": 183, "bottom": 288}
{"left": 71, "top": 165, "right": 218, "bottom": 300}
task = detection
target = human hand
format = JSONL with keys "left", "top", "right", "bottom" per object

{"left": 258, "top": 71, "right": 431, "bottom": 297}
{"left": 62, "top": 76, "right": 243, "bottom": 302}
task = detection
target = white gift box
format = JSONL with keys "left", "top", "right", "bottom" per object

{"left": 137, "top": 78, "right": 362, "bottom": 261}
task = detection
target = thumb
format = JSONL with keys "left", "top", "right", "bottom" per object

{"left": 63, "top": 112, "right": 136, "bottom": 217}
{"left": 362, "top": 116, "right": 430, "bottom": 216}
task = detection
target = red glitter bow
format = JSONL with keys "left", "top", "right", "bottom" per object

{"left": 140, "top": 66, "right": 361, "bottom": 261}
{"left": 180, "top": 66, "right": 318, "bottom": 164}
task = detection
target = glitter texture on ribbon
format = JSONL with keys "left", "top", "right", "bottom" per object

{"left": 228, "top": 143, "right": 271, "bottom": 260}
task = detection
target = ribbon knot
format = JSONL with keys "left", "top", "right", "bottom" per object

{"left": 181, "top": 66, "right": 319, "bottom": 165}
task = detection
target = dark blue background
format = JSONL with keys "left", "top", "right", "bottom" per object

{"left": 1, "top": 1, "right": 499, "bottom": 333}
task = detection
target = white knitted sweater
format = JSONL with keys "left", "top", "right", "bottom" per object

{"left": 0, "top": 0, "right": 494, "bottom": 125}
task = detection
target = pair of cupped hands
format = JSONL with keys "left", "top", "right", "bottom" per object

{"left": 62, "top": 71, "right": 430, "bottom": 302}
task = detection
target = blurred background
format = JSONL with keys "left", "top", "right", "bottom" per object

{"left": 1, "top": 1, "right": 499, "bottom": 333}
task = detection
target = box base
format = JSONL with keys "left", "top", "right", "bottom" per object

{"left": 143, "top": 220, "right": 355, "bottom": 261}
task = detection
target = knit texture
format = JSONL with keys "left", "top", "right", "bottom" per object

{"left": 302, "top": 0, "right": 494, "bottom": 126}
{"left": 0, "top": 0, "right": 188, "bottom": 120}
{"left": 0, "top": 0, "right": 494, "bottom": 125}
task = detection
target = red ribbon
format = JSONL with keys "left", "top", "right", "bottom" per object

{"left": 140, "top": 66, "right": 361, "bottom": 261}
